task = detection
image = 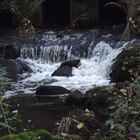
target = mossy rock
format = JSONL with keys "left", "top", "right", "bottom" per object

{"left": 117, "top": 45, "right": 140, "bottom": 59}
{"left": 110, "top": 45, "right": 140, "bottom": 82}
{"left": 85, "top": 86, "right": 119, "bottom": 121}
{"left": 65, "top": 90, "right": 85, "bottom": 107}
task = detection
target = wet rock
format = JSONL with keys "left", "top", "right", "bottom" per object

{"left": 5, "top": 94, "right": 77, "bottom": 136}
{"left": 0, "top": 59, "right": 32, "bottom": 81}
{"left": 110, "top": 45, "right": 140, "bottom": 82}
{"left": 52, "top": 60, "right": 80, "bottom": 77}
{"left": 85, "top": 86, "right": 118, "bottom": 121}
{"left": 65, "top": 90, "right": 85, "bottom": 107}
{"left": 52, "top": 66, "right": 72, "bottom": 77}
{"left": 56, "top": 34, "right": 64, "bottom": 38}
{"left": 61, "top": 59, "right": 80, "bottom": 68}
{"left": 0, "top": 44, "right": 20, "bottom": 59}
{"left": 36, "top": 86, "right": 71, "bottom": 96}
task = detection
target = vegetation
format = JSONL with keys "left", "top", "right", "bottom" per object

{"left": 104, "top": 94, "right": 140, "bottom": 139}
{"left": 0, "top": 130, "right": 83, "bottom": 140}
{"left": 0, "top": 0, "right": 44, "bottom": 21}
{"left": 0, "top": 0, "right": 45, "bottom": 33}
{"left": 0, "top": 66, "right": 16, "bottom": 135}
{"left": 0, "top": 0, "right": 140, "bottom": 140}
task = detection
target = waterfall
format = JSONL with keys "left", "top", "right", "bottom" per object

{"left": 3, "top": 30, "right": 133, "bottom": 97}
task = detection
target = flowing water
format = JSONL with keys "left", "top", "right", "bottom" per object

{"left": 1, "top": 29, "right": 134, "bottom": 97}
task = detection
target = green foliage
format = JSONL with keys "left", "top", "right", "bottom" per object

{"left": 0, "top": 0, "right": 45, "bottom": 19}
{"left": 104, "top": 95, "right": 140, "bottom": 140}
{"left": 0, "top": 130, "right": 82, "bottom": 140}
{"left": 0, "top": 67, "right": 19, "bottom": 135}
{"left": 0, "top": 66, "right": 12, "bottom": 95}
{"left": 0, "top": 66, "right": 9, "bottom": 83}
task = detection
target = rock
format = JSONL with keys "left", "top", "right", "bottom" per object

{"left": 110, "top": 45, "right": 140, "bottom": 82}
{"left": 0, "top": 44, "right": 20, "bottom": 59}
{"left": 56, "top": 34, "right": 64, "bottom": 38}
{"left": 52, "top": 66, "right": 72, "bottom": 77}
{"left": 52, "top": 60, "right": 80, "bottom": 77}
{"left": 0, "top": 59, "right": 32, "bottom": 81}
{"left": 85, "top": 86, "right": 118, "bottom": 121}
{"left": 57, "top": 109, "right": 100, "bottom": 140}
{"left": 61, "top": 59, "right": 80, "bottom": 68}
{"left": 36, "top": 86, "right": 71, "bottom": 96}
{"left": 65, "top": 90, "right": 85, "bottom": 107}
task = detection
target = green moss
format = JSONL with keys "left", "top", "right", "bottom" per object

{"left": 85, "top": 86, "right": 116, "bottom": 107}
{"left": 0, "top": 130, "right": 50, "bottom": 140}
{"left": 0, "top": 130, "right": 83, "bottom": 140}
{"left": 110, "top": 45, "right": 140, "bottom": 82}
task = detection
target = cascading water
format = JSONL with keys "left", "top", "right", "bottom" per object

{"left": 3, "top": 30, "right": 133, "bottom": 97}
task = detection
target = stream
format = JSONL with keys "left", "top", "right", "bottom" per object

{"left": 0, "top": 29, "right": 134, "bottom": 98}
{"left": 0, "top": 28, "right": 135, "bottom": 135}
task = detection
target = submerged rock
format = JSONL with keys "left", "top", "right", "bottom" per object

{"left": 52, "top": 59, "right": 80, "bottom": 77}
{"left": 110, "top": 45, "right": 140, "bottom": 82}
{"left": 0, "top": 44, "right": 20, "bottom": 59}
{"left": 36, "top": 86, "right": 71, "bottom": 96}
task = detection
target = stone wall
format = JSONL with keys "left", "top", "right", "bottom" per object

{"left": 31, "top": 0, "right": 99, "bottom": 28}
{"left": 70, "top": 0, "right": 99, "bottom": 28}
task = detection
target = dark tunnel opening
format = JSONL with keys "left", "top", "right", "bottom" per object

{"left": 0, "top": 10, "right": 14, "bottom": 29}
{"left": 99, "top": 0, "right": 127, "bottom": 25}
{"left": 42, "top": 0, "right": 71, "bottom": 28}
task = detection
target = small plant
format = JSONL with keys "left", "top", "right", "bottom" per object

{"left": 0, "top": 97, "right": 15, "bottom": 135}
{"left": 104, "top": 94, "right": 140, "bottom": 140}
{"left": 0, "top": 66, "right": 18, "bottom": 135}
{"left": 0, "top": 0, "right": 45, "bottom": 27}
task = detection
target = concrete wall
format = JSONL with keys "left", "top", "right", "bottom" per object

{"left": 31, "top": 0, "right": 99, "bottom": 28}
{"left": 70, "top": 0, "right": 99, "bottom": 28}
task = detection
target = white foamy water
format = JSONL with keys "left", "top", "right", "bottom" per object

{"left": 19, "top": 41, "right": 126, "bottom": 93}
{"left": 3, "top": 30, "right": 133, "bottom": 98}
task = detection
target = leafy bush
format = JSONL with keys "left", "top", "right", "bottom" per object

{"left": 104, "top": 95, "right": 140, "bottom": 140}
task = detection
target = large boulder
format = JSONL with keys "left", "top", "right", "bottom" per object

{"left": 85, "top": 86, "right": 120, "bottom": 121}
{"left": 52, "top": 66, "right": 72, "bottom": 77}
{"left": 52, "top": 59, "right": 80, "bottom": 77}
{"left": 110, "top": 45, "right": 140, "bottom": 82}
{"left": 36, "top": 86, "right": 71, "bottom": 96}
{"left": 61, "top": 59, "right": 80, "bottom": 68}
{"left": 0, "top": 59, "right": 32, "bottom": 81}
{"left": 0, "top": 44, "right": 20, "bottom": 59}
